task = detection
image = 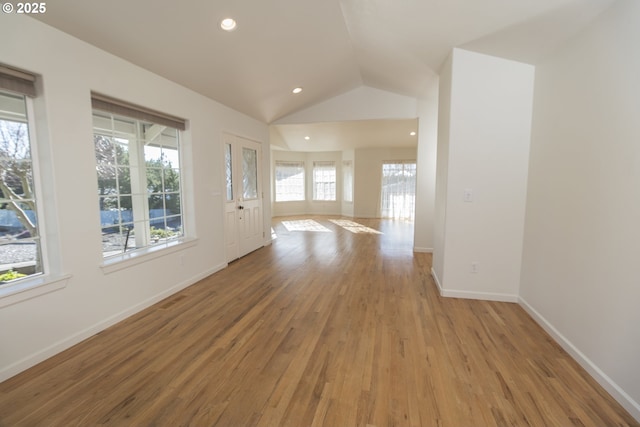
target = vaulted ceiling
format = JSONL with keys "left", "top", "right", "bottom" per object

{"left": 33, "top": 0, "right": 614, "bottom": 149}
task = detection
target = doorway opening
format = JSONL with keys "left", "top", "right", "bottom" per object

{"left": 380, "top": 161, "right": 416, "bottom": 221}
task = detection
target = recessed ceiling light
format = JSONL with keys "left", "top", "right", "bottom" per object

{"left": 304, "top": 136, "right": 310, "bottom": 140}
{"left": 410, "top": 131, "right": 416, "bottom": 136}
{"left": 292, "top": 87, "right": 303, "bottom": 94}
{"left": 220, "top": 18, "right": 237, "bottom": 31}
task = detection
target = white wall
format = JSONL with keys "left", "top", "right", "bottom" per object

{"left": 0, "top": 15, "right": 269, "bottom": 380}
{"left": 520, "top": 0, "right": 640, "bottom": 418}
{"left": 414, "top": 79, "right": 439, "bottom": 253}
{"left": 432, "top": 55, "right": 453, "bottom": 284}
{"left": 434, "top": 49, "right": 534, "bottom": 301}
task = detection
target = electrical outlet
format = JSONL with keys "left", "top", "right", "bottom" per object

{"left": 471, "top": 262, "right": 479, "bottom": 273}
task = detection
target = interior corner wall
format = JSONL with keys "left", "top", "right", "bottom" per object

{"left": 436, "top": 48, "right": 534, "bottom": 301}
{"left": 0, "top": 15, "right": 269, "bottom": 381}
{"left": 520, "top": 0, "right": 640, "bottom": 419}
{"left": 413, "top": 79, "right": 439, "bottom": 253}
{"left": 432, "top": 54, "right": 453, "bottom": 287}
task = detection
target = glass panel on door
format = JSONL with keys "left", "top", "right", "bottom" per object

{"left": 242, "top": 147, "right": 258, "bottom": 199}
{"left": 225, "top": 143, "right": 233, "bottom": 201}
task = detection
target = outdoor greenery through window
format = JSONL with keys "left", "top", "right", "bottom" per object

{"left": 0, "top": 89, "right": 43, "bottom": 284}
{"left": 312, "top": 161, "right": 336, "bottom": 201}
{"left": 93, "top": 109, "right": 184, "bottom": 258}
{"left": 275, "top": 161, "right": 305, "bottom": 201}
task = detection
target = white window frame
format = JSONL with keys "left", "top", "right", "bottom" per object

{"left": 0, "top": 69, "right": 70, "bottom": 307}
{"left": 380, "top": 160, "right": 417, "bottom": 220}
{"left": 274, "top": 160, "right": 305, "bottom": 202}
{"left": 0, "top": 93, "right": 46, "bottom": 282}
{"left": 93, "top": 109, "right": 187, "bottom": 264}
{"left": 312, "top": 161, "right": 337, "bottom": 201}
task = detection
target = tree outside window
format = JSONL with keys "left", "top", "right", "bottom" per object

{"left": 93, "top": 111, "right": 184, "bottom": 258}
{"left": 0, "top": 90, "right": 43, "bottom": 283}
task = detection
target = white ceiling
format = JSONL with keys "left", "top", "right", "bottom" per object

{"left": 271, "top": 119, "right": 419, "bottom": 152}
{"left": 33, "top": 0, "right": 614, "bottom": 150}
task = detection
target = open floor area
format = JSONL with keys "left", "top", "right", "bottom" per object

{"left": 0, "top": 217, "right": 636, "bottom": 426}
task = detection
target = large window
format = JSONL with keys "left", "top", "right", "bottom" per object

{"left": 275, "top": 161, "right": 305, "bottom": 201}
{"left": 312, "top": 161, "right": 336, "bottom": 201}
{"left": 380, "top": 161, "right": 416, "bottom": 220}
{"left": 0, "top": 67, "right": 44, "bottom": 285}
{"left": 92, "top": 95, "right": 185, "bottom": 258}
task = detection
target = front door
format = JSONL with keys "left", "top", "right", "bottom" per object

{"left": 224, "top": 133, "right": 264, "bottom": 262}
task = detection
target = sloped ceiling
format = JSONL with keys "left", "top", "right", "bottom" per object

{"left": 33, "top": 0, "right": 614, "bottom": 149}
{"left": 271, "top": 119, "right": 419, "bottom": 152}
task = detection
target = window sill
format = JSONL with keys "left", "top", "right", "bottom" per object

{"left": 100, "top": 237, "right": 198, "bottom": 275}
{"left": 0, "top": 274, "right": 72, "bottom": 308}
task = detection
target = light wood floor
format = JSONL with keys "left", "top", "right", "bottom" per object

{"left": 0, "top": 217, "right": 637, "bottom": 426}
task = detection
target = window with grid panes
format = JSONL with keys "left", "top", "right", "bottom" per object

{"left": 380, "top": 161, "right": 416, "bottom": 220}
{"left": 312, "top": 161, "right": 336, "bottom": 201}
{"left": 93, "top": 106, "right": 184, "bottom": 258}
{"left": 275, "top": 161, "right": 305, "bottom": 201}
{"left": 0, "top": 66, "right": 45, "bottom": 285}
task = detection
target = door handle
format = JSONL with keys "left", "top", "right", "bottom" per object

{"left": 238, "top": 205, "right": 244, "bottom": 210}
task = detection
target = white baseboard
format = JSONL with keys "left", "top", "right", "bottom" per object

{"left": 413, "top": 246, "right": 433, "bottom": 253}
{"left": 430, "top": 267, "right": 444, "bottom": 294}
{"left": 0, "top": 262, "right": 226, "bottom": 382}
{"left": 519, "top": 297, "right": 640, "bottom": 422}
{"left": 432, "top": 269, "right": 639, "bottom": 421}
{"left": 440, "top": 288, "right": 519, "bottom": 303}
{"left": 429, "top": 267, "right": 518, "bottom": 302}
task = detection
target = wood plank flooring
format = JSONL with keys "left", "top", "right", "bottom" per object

{"left": 0, "top": 216, "right": 637, "bottom": 426}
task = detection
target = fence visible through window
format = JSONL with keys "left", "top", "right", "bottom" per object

{"left": 0, "top": 80, "right": 44, "bottom": 284}
{"left": 92, "top": 101, "right": 185, "bottom": 258}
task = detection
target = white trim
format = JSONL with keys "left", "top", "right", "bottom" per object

{"left": 440, "top": 288, "right": 518, "bottom": 302}
{"left": 0, "top": 262, "right": 226, "bottom": 382}
{"left": 0, "top": 274, "right": 71, "bottom": 308}
{"left": 431, "top": 267, "right": 443, "bottom": 294}
{"left": 413, "top": 246, "right": 433, "bottom": 253}
{"left": 100, "top": 237, "right": 197, "bottom": 274}
{"left": 429, "top": 267, "right": 518, "bottom": 302}
{"left": 519, "top": 297, "right": 640, "bottom": 422}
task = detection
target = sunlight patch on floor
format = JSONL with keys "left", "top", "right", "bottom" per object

{"left": 282, "top": 219, "right": 332, "bottom": 232}
{"left": 329, "top": 219, "right": 383, "bottom": 234}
